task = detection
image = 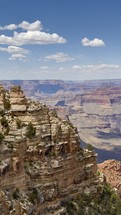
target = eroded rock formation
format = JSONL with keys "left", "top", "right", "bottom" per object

{"left": 0, "top": 86, "right": 102, "bottom": 215}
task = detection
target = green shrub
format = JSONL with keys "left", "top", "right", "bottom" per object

{"left": 7, "top": 143, "right": 13, "bottom": 150}
{"left": 3, "top": 93, "right": 11, "bottom": 110}
{"left": 4, "top": 100, "right": 11, "bottom": 110}
{"left": 12, "top": 188, "right": 20, "bottom": 199}
{"left": 29, "top": 188, "right": 38, "bottom": 204}
{"left": 0, "top": 109, "right": 5, "bottom": 117}
{"left": 86, "top": 143, "right": 94, "bottom": 151}
{"left": 0, "top": 132, "right": 4, "bottom": 143}
{"left": 1, "top": 116, "right": 8, "bottom": 128}
{"left": 25, "top": 122, "right": 36, "bottom": 139}
{"left": 4, "top": 127, "right": 9, "bottom": 135}
{"left": 16, "top": 118, "right": 22, "bottom": 129}
{"left": 66, "top": 201, "right": 76, "bottom": 214}
{"left": 11, "top": 85, "right": 21, "bottom": 92}
{"left": 65, "top": 184, "right": 121, "bottom": 215}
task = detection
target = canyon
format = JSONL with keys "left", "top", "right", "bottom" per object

{"left": 0, "top": 82, "right": 121, "bottom": 214}
{"left": 1, "top": 80, "right": 121, "bottom": 162}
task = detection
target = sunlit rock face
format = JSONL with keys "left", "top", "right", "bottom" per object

{"left": 98, "top": 159, "right": 121, "bottom": 196}
{"left": 0, "top": 86, "right": 100, "bottom": 215}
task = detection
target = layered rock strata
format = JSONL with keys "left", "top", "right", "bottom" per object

{"left": 0, "top": 86, "right": 101, "bottom": 215}
{"left": 98, "top": 159, "right": 121, "bottom": 196}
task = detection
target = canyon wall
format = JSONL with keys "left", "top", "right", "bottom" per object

{"left": 0, "top": 85, "right": 101, "bottom": 215}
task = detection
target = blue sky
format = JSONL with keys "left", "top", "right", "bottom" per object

{"left": 0, "top": 0, "right": 121, "bottom": 80}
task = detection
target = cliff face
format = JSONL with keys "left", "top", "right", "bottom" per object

{"left": 0, "top": 85, "right": 100, "bottom": 215}
{"left": 98, "top": 159, "right": 121, "bottom": 196}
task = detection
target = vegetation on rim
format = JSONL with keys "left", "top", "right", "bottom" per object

{"left": 25, "top": 122, "right": 36, "bottom": 139}
{"left": 66, "top": 184, "right": 121, "bottom": 215}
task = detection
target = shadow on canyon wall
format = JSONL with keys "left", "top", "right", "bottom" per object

{"left": 96, "top": 131, "right": 121, "bottom": 139}
{"left": 80, "top": 141, "right": 121, "bottom": 163}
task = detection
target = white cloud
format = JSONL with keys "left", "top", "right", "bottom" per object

{"left": 18, "top": 20, "right": 43, "bottom": 31}
{"left": 0, "top": 24, "right": 17, "bottom": 30}
{"left": 0, "top": 20, "right": 66, "bottom": 46}
{"left": 44, "top": 52, "right": 74, "bottom": 62}
{"left": 0, "top": 20, "right": 42, "bottom": 31}
{"left": 72, "top": 64, "right": 121, "bottom": 72}
{"left": 0, "top": 45, "right": 29, "bottom": 60}
{"left": 72, "top": 65, "right": 82, "bottom": 70}
{"left": 40, "top": 66, "right": 49, "bottom": 73}
{"left": 40, "top": 66, "right": 49, "bottom": 69}
{"left": 9, "top": 53, "right": 26, "bottom": 60}
{"left": 0, "top": 45, "right": 29, "bottom": 54}
{"left": 1, "top": 63, "right": 121, "bottom": 80}
{"left": 0, "top": 31, "right": 66, "bottom": 46}
{"left": 81, "top": 37, "right": 105, "bottom": 47}
{"left": 39, "top": 63, "right": 121, "bottom": 75}
{"left": 38, "top": 64, "right": 121, "bottom": 78}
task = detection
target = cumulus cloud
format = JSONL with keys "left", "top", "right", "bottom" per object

{"left": 44, "top": 52, "right": 74, "bottom": 62}
{"left": 0, "top": 45, "right": 29, "bottom": 54}
{"left": 0, "top": 45, "right": 29, "bottom": 60}
{"left": 0, "top": 20, "right": 66, "bottom": 46}
{"left": 0, "top": 20, "right": 42, "bottom": 31}
{"left": 81, "top": 37, "right": 105, "bottom": 47}
{"left": 0, "top": 24, "right": 17, "bottom": 31}
{"left": 0, "top": 31, "right": 66, "bottom": 46}
{"left": 18, "top": 20, "right": 43, "bottom": 31}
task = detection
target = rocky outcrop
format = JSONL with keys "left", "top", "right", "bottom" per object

{"left": 0, "top": 86, "right": 102, "bottom": 215}
{"left": 9, "top": 86, "right": 27, "bottom": 112}
{"left": 0, "top": 84, "right": 5, "bottom": 109}
{"left": 98, "top": 159, "right": 121, "bottom": 196}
